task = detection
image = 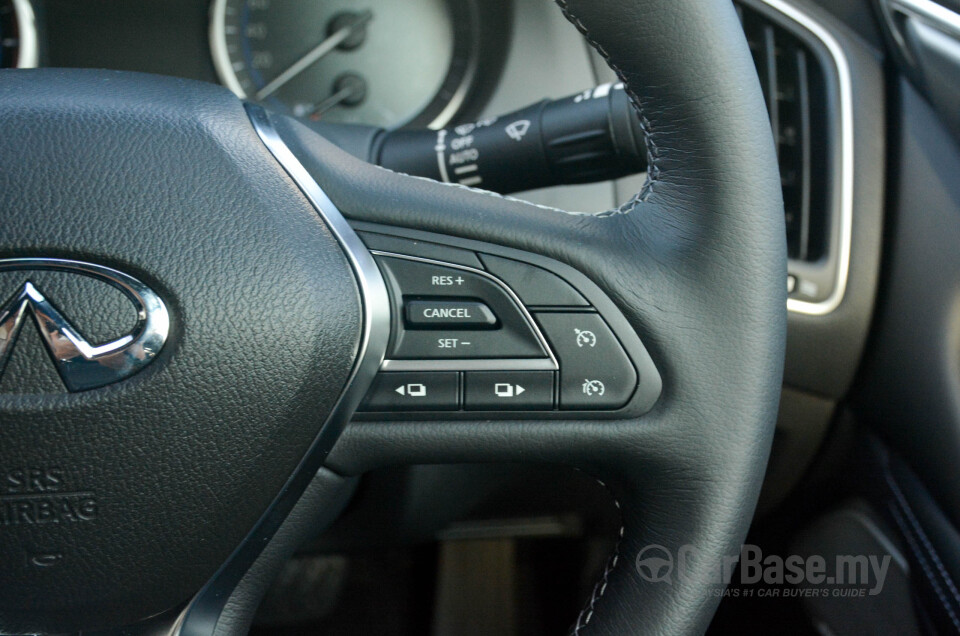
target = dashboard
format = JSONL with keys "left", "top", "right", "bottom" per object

{"left": 2, "top": 0, "right": 886, "bottom": 514}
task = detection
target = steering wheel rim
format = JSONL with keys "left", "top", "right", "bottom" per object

{"left": 0, "top": 0, "right": 785, "bottom": 633}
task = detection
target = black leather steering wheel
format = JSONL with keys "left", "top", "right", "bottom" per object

{"left": 0, "top": 0, "right": 785, "bottom": 633}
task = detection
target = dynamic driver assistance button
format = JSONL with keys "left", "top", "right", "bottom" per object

{"left": 405, "top": 300, "right": 497, "bottom": 328}
{"left": 534, "top": 313, "right": 637, "bottom": 409}
{"left": 478, "top": 253, "right": 589, "bottom": 307}
{"left": 359, "top": 372, "right": 459, "bottom": 411}
{"left": 464, "top": 371, "right": 554, "bottom": 410}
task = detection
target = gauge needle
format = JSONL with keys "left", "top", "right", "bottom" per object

{"left": 308, "top": 87, "right": 356, "bottom": 118}
{"left": 254, "top": 10, "right": 372, "bottom": 101}
{"left": 308, "top": 74, "right": 367, "bottom": 119}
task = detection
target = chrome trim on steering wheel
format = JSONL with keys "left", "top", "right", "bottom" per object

{"left": 175, "top": 104, "right": 391, "bottom": 635}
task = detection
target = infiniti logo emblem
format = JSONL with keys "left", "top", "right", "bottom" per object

{"left": 0, "top": 259, "right": 169, "bottom": 392}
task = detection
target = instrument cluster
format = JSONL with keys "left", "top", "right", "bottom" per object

{"left": 17, "top": 0, "right": 505, "bottom": 130}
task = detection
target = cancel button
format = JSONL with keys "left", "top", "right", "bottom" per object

{"left": 405, "top": 299, "right": 498, "bottom": 328}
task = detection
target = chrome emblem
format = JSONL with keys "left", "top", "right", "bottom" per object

{"left": 0, "top": 259, "right": 170, "bottom": 392}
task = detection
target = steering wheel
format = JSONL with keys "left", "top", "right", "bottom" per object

{"left": 0, "top": 0, "right": 785, "bottom": 633}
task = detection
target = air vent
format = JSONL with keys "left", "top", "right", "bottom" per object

{"left": 738, "top": 3, "right": 830, "bottom": 262}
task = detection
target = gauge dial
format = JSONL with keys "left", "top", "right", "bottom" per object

{"left": 210, "top": 0, "right": 477, "bottom": 129}
{"left": 0, "top": 0, "right": 38, "bottom": 68}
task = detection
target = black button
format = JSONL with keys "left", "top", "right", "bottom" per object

{"left": 376, "top": 256, "right": 547, "bottom": 360}
{"left": 359, "top": 372, "right": 459, "bottom": 411}
{"left": 359, "top": 232, "right": 484, "bottom": 269}
{"left": 392, "top": 329, "right": 545, "bottom": 359}
{"left": 405, "top": 300, "right": 497, "bottom": 328}
{"left": 377, "top": 255, "right": 487, "bottom": 297}
{"left": 479, "top": 254, "right": 588, "bottom": 307}
{"left": 534, "top": 313, "right": 637, "bottom": 409}
{"left": 464, "top": 371, "right": 554, "bottom": 410}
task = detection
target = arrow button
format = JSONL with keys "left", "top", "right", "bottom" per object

{"left": 360, "top": 372, "right": 458, "bottom": 411}
{"left": 465, "top": 372, "right": 553, "bottom": 410}
{"left": 395, "top": 383, "right": 427, "bottom": 397}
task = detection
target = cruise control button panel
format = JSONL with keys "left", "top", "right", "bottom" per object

{"left": 377, "top": 256, "right": 547, "bottom": 360}
{"left": 355, "top": 224, "right": 662, "bottom": 417}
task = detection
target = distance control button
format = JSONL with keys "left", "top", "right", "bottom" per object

{"left": 359, "top": 231, "right": 484, "bottom": 269}
{"left": 405, "top": 300, "right": 497, "bottom": 328}
{"left": 479, "top": 254, "right": 588, "bottom": 307}
{"left": 359, "top": 372, "right": 459, "bottom": 411}
{"left": 464, "top": 371, "right": 554, "bottom": 410}
{"left": 534, "top": 313, "right": 637, "bottom": 409}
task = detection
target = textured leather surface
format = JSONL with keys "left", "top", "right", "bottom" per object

{"left": 214, "top": 468, "right": 359, "bottom": 636}
{"left": 275, "top": 0, "right": 787, "bottom": 633}
{"left": 863, "top": 438, "right": 960, "bottom": 635}
{"left": 0, "top": 70, "right": 362, "bottom": 632}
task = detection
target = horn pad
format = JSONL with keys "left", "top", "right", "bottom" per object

{"left": 0, "top": 70, "right": 363, "bottom": 632}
